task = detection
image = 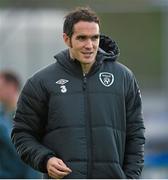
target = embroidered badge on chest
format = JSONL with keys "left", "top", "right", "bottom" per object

{"left": 99, "top": 72, "right": 114, "bottom": 87}
{"left": 56, "top": 79, "right": 69, "bottom": 93}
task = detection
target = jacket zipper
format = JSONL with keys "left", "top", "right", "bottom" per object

{"left": 83, "top": 74, "right": 93, "bottom": 178}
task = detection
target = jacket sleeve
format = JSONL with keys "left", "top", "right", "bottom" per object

{"left": 123, "top": 74, "right": 145, "bottom": 179}
{"left": 11, "top": 78, "right": 55, "bottom": 173}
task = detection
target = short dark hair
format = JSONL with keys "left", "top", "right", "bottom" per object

{"left": 0, "top": 71, "right": 21, "bottom": 90}
{"left": 63, "top": 7, "right": 100, "bottom": 38}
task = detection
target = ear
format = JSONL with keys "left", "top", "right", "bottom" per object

{"left": 63, "top": 33, "right": 71, "bottom": 47}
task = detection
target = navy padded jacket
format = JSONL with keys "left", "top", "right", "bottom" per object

{"left": 11, "top": 35, "right": 145, "bottom": 179}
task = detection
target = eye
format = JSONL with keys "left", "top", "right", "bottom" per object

{"left": 91, "top": 35, "right": 100, "bottom": 41}
{"left": 77, "top": 35, "right": 87, "bottom": 41}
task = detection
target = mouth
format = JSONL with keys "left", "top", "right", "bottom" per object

{"left": 81, "top": 52, "right": 94, "bottom": 58}
{"left": 82, "top": 52, "right": 93, "bottom": 55}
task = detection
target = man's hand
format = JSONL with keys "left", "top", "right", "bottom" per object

{"left": 47, "top": 157, "right": 72, "bottom": 179}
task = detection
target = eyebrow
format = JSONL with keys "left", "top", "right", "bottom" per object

{"left": 76, "top": 34, "right": 100, "bottom": 39}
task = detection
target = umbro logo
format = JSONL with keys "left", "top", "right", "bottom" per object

{"left": 56, "top": 79, "right": 69, "bottom": 93}
{"left": 56, "top": 79, "right": 69, "bottom": 85}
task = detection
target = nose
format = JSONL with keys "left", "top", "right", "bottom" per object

{"left": 84, "top": 39, "right": 93, "bottom": 49}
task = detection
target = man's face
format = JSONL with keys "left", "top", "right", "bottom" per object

{"left": 63, "top": 21, "right": 100, "bottom": 65}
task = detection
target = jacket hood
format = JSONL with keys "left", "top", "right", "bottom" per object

{"left": 98, "top": 34, "right": 120, "bottom": 61}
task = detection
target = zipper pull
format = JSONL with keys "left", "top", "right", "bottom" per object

{"left": 83, "top": 73, "right": 87, "bottom": 91}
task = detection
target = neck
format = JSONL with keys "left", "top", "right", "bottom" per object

{"left": 81, "top": 63, "right": 94, "bottom": 75}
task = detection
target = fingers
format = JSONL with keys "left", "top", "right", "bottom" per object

{"left": 47, "top": 157, "right": 72, "bottom": 179}
{"left": 57, "top": 159, "right": 72, "bottom": 172}
{"left": 52, "top": 162, "right": 72, "bottom": 174}
{"left": 48, "top": 165, "right": 69, "bottom": 179}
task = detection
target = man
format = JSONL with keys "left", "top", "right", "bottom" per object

{"left": 11, "top": 7, "right": 145, "bottom": 179}
{"left": 0, "top": 71, "right": 40, "bottom": 178}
